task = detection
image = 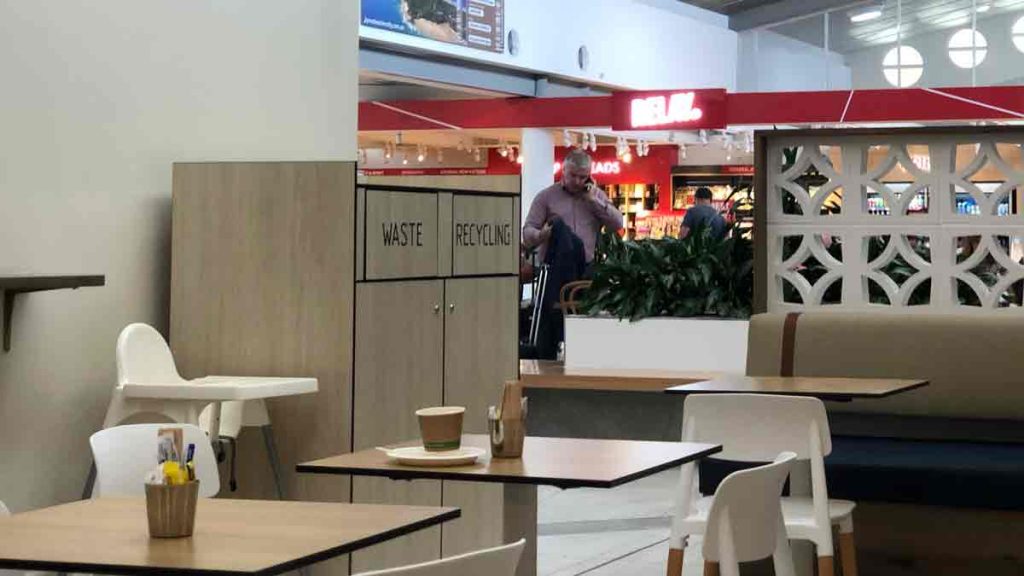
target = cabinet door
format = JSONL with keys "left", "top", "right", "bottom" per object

{"left": 441, "top": 277, "right": 519, "bottom": 557}
{"left": 352, "top": 280, "right": 444, "bottom": 572}
{"left": 361, "top": 190, "right": 439, "bottom": 280}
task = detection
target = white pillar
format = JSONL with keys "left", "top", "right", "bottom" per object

{"left": 520, "top": 128, "right": 556, "bottom": 222}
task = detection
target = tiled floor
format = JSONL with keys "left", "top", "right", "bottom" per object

{"left": 537, "top": 467, "right": 707, "bottom": 576}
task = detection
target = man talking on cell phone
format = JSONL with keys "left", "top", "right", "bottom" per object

{"left": 522, "top": 148, "right": 624, "bottom": 273}
{"left": 521, "top": 148, "right": 623, "bottom": 359}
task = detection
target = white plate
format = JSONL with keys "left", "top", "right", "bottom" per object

{"left": 380, "top": 446, "right": 486, "bottom": 467}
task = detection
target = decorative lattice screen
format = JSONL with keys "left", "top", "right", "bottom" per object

{"left": 763, "top": 130, "right": 1024, "bottom": 312}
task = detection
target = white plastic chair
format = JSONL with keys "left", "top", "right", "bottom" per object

{"left": 667, "top": 394, "right": 858, "bottom": 576}
{"left": 100, "top": 323, "right": 292, "bottom": 499}
{"left": 89, "top": 424, "right": 219, "bottom": 498}
{"left": 198, "top": 399, "right": 286, "bottom": 497}
{"left": 701, "top": 452, "right": 797, "bottom": 576}
{"left": 102, "top": 323, "right": 207, "bottom": 428}
{"left": 352, "top": 539, "right": 525, "bottom": 576}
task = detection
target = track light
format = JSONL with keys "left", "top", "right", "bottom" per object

{"left": 698, "top": 130, "right": 709, "bottom": 147}
{"left": 563, "top": 129, "right": 573, "bottom": 148}
{"left": 394, "top": 132, "right": 403, "bottom": 145}
{"left": 473, "top": 147, "right": 482, "bottom": 162}
{"left": 849, "top": 5, "right": 882, "bottom": 23}
{"left": 401, "top": 151, "right": 408, "bottom": 165}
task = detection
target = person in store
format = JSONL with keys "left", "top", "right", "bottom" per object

{"left": 522, "top": 148, "right": 624, "bottom": 267}
{"left": 521, "top": 148, "right": 623, "bottom": 360}
{"left": 679, "top": 186, "right": 726, "bottom": 240}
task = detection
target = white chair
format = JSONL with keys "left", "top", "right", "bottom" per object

{"left": 352, "top": 539, "right": 525, "bottom": 576}
{"left": 99, "top": 323, "right": 297, "bottom": 499}
{"left": 701, "top": 453, "right": 798, "bottom": 576}
{"left": 198, "top": 399, "right": 285, "bottom": 497}
{"left": 103, "top": 323, "right": 209, "bottom": 428}
{"left": 667, "top": 394, "right": 858, "bottom": 576}
{"left": 89, "top": 423, "right": 219, "bottom": 497}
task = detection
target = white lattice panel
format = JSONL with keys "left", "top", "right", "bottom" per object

{"left": 765, "top": 132, "right": 1024, "bottom": 313}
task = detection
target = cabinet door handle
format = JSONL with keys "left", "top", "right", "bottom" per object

{"left": 433, "top": 304, "right": 441, "bottom": 314}
{"left": 448, "top": 303, "right": 456, "bottom": 313}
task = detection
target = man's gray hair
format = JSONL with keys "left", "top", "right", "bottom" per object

{"left": 563, "top": 148, "right": 592, "bottom": 171}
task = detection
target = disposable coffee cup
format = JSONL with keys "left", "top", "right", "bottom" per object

{"left": 416, "top": 406, "right": 465, "bottom": 452}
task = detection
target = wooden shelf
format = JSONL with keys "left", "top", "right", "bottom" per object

{"left": 0, "top": 275, "right": 105, "bottom": 352}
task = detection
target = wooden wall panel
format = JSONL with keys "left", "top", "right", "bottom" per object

{"left": 170, "top": 161, "right": 356, "bottom": 575}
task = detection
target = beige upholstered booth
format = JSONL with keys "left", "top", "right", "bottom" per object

{"left": 744, "top": 312, "right": 1024, "bottom": 575}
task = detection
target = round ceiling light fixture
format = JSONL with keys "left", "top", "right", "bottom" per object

{"left": 1013, "top": 16, "right": 1024, "bottom": 53}
{"left": 882, "top": 45, "right": 924, "bottom": 88}
{"left": 948, "top": 28, "right": 987, "bottom": 69}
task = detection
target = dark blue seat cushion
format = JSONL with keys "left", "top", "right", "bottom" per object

{"left": 698, "top": 436, "right": 1024, "bottom": 510}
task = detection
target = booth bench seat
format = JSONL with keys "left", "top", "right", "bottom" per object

{"left": 739, "top": 312, "right": 1024, "bottom": 573}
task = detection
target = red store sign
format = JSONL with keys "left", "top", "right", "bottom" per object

{"left": 611, "top": 89, "right": 727, "bottom": 131}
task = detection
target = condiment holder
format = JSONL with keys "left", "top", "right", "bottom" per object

{"left": 489, "top": 381, "right": 527, "bottom": 458}
{"left": 145, "top": 480, "right": 199, "bottom": 538}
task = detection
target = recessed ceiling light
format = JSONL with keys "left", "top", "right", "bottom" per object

{"left": 850, "top": 6, "right": 882, "bottom": 23}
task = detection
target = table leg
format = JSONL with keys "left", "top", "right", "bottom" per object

{"left": 503, "top": 484, "right": 538, "bottom": 576}
{"left": 789, "top": 460, "right": 814, "bottom": 576}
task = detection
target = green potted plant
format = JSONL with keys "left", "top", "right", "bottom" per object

{"left": 580, "top": 223, "right": 753, "bottom": 321}
{"left": 561, "top": 218, "right": 753, "bottom": 373}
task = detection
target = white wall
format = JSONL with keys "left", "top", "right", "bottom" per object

{"left": 360, "top": 0, "right": 738, "bottom": 91}
{"left": 737, "top": 29, "right": 852, "bottom": 92}
{"left": 846, "top": 11, "right": 1024, "bottom": 89}
{"left": 0, "top": 0, "right": 358, "bottom": 512}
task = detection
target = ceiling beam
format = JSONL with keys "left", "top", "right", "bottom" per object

{"left": 360, "top": 45, "right": 536, "bottom": 97}
{"left": 729, "top": 0, "right": 872, "bottom": 31}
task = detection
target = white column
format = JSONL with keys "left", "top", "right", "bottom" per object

{"left": 520, "top": 128, "right": 556, "bottom": 222}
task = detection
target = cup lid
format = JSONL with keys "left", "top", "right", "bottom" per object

{"left": 415, "top": 406, "right": 465, "bottom": 416}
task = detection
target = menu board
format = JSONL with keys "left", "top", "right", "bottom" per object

{"left": 362, "top": 0, "right": 505, "bottom": 54}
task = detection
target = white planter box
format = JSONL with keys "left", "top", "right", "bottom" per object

{"left": 563, "top": 316, "right": 748, "bottom": 373}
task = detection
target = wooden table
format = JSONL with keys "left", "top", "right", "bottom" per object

{"left": 298, "top": 434, "right": 721, "bottom": 576}
{"left": 520, "top": 359, "right": 724, "bottom": 392}
{"left": 0, "top": 498, "right": 458, "bottom": 575}
{"left": 664, "top": 374, "right": 930, "bottom": 402}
